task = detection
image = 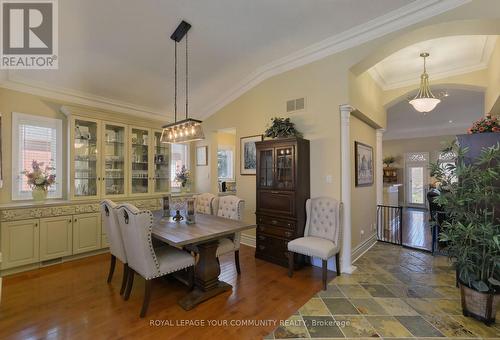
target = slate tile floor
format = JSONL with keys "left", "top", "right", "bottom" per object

{"left": 265, "top": 243, "right": 500, "bottom": 339}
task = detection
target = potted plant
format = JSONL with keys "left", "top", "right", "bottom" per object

{"left": 22, "top": 160, "right": 56, "bottom": 201}
{"left": 264, "top": 117, "right": 303, "bottom": 139}
{"left": 458, "top": 113, "right": 499, "bottom": 165}
{"left": 175, "top": 165, "right": 191, "bottom": 193}
{"left": 383, "top": 156, "right": 396, "bottom": 168}
{"left": 430, "top": 143, "right": 500, "bottom": 325}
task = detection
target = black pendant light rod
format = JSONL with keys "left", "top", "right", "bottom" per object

{"left": 185, "top": 32, "right": 189, "bottom": 120}
{"left": 170, "top": 20, "right": 191, "bottom": 124}
{"left": 174, "top": 41, "right": 177, "bottom": 123}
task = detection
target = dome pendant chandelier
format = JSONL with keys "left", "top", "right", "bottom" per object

{"left": 408, "top": 52, "right": 441, "bottom": 114}
{"left": 161, "top": 20, "right": 204, "bottom": 144}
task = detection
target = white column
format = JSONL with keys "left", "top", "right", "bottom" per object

{"left": 339, "top": 104, "right": 356, "bottom": 274}
{"left": 376, "top": 129, "right": 385, "bottom": 206}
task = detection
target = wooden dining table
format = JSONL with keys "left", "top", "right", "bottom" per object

{"left": 151, "top": 211, "right": 255, "bottom": 310}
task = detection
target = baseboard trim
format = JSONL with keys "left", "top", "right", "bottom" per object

{"left": 241, "top": 234, "right": 256, "bottom": 248}
{"left": 352, "top": 234, "right": 377, "bottom": 263}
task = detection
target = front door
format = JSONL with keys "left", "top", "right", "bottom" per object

{"left": 405, "top": 152, "right": 429, "bottom": 208}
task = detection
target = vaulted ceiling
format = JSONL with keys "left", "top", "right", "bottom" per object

{"left": 3, "top": 0, "right": 468, "bottom": 121}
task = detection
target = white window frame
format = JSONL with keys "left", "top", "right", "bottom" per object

{"left": 170, "top": 143, "right": 190, "bottom": 189}
{"left": 217, "top": 145, "right": 235, "bottom": 181}
{"left": 12, "top": 112, "right": 63, "bottom": 200}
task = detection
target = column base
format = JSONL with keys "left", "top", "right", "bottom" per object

{"left": 341, "top": 265, "right": 357, "bottom": 274}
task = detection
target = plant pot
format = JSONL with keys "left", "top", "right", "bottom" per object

{"left": 32, "top": 187, "right": 48, "bottom": 201}
{"left": 456, "top": 132, "right": 499, "bottom": 165}
{"left": 459, "top": 281, "right": 500, "bottom": 325}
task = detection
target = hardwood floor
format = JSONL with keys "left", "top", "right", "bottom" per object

{"left": 0, "top": 245, "right": 328, "bottom": 339}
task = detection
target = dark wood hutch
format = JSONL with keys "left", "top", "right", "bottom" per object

{"left": 255, "top": 137, "right": 310, "bottom": 267}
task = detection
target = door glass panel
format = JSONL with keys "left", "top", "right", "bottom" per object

{"left": 276, "top": 147, "right": 293, "bottom": 189}
{"left": 104, "top": 124, "right": 125, "bottom": 195}
{"left": 259, "top": 149, "right": 273, "bottom": 187}
{"left": 131, "top": 128, "right": 149, "bottom": 194}
{"left": 153, "top": 131, "right": 170, "bottom": 193}
{"left": 74, "top": 119, "right": 98, "bottom": 197}
{"left": 408, "top": 166, "right": 425, "bottom": 205}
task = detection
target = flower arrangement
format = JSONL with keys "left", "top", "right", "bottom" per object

{"left": 383, "top": 156, "right": 396, "bottom": 167}
{"left": 175, "top": 165, "right": 190, "bottom": 188}
{"left": 467, "top": 113, "right": 499, "bottom": 134}
{"left": 22, "top": 160, "right": 56, "bottom": 191}
{"left": 264, "top": 117, "right": 303, "bottom": 139}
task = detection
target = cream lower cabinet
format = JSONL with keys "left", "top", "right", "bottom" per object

{"left": 39, "top": 216, "right": 73, "bottom": 261}
{"left": 1, "top": 219, "right": 39, "bottom": 269}
{"left": 72, "top": 213, "right": 102, "bottom": 254}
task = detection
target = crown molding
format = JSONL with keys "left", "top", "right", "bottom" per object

{"left": 369, "top": 35, "right": 497, "bottom": 90}
{"left": 199, "top": 0, "right": 471, "bottom": 119}
{"left": 0, "top": 73, "right": 172, "bottom": 122}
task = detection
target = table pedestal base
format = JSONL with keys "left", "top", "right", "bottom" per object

{"left": 178, "top": 239, "right": 232, "bottom": 310}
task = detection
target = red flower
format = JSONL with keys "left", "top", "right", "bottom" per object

{"left": 493, "top": 127, "right": 499, "bottom": 132}
{"left": 479, "top": 127, "right": 485, "bottom": 132}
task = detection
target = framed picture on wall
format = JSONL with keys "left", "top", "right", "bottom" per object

{"left": 196, "top": 146, "right": 208, "bottom": 166}
{"left": 240, "top": 135, "right": 262, "bottom": 175}
{"left": 355, "top": 141, "right": 373, "bottom": 187}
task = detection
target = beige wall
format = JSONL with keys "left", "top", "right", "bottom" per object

{"left": 486, "top": 37, "right": 500, "bottom": 113}
{"left": 350, "top": 116, "right": 377, "bottom": 248}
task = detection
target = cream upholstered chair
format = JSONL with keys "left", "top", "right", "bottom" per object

{"left": 193, "top": 193, "right": 218, "bottom": 215}
{"left": 216, "top": 195, "right": 245, "bottom": 274}
{"left": 116, "top": 203, "right": 195, "bottom": 317}
{"left": 287, "top": 197, "right": 342, "bottom": 290}
{"left": 100, "top": 199, "right": 129, "bottom": 295}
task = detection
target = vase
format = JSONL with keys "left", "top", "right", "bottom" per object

{"left": 32, "top": 187, "right": 48, "bottom": 201}
{"left": 456, "top": 132, "right": 499, "bottom": 165}
{"left": 459, "top": 280, "right": 500, "bottom": 325}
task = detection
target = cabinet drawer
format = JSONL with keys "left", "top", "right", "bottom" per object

{"left": 256, "top": 215, "right": 295, "bottom": 229}
{"left": 256, "top": 234, "right": 289, "bottom": 260}
{"left": 257, "top": 190, "right": 295, "bottom": 217}
{"left": 257, "top": 224, "right": 294, "bottom": 239}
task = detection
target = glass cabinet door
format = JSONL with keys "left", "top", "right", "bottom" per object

{"left": 275, "top": 146, "right": 294, "bottom": 189}
{"left": 153, "top": 131, "right": 170, "bottom": 193}
{"left": 130, "top": 128, "right": 150, "bottom": 194}
{"left": 103, "top": 123, "right": 126, "bottom": 196}
{"left": 258, "top": 149, "right": 274, "bottom": 188}
{"left": 73, "top": 119, "right": 99, "bottom": 198}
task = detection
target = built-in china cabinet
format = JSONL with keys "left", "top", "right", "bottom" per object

{"left": 70, "top": 116, "right": 170, "bottom": 199}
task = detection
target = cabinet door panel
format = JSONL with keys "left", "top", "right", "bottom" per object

{"left": 73, "top": 213, "right": 101, "bottom": 254}
{"left": 40, "top": 216, "right": 73, "bottom": 261}
{"left": 102, "top": 122, "right": 127, "bottom": 197}
{"left": 130, "top": 127, "right": 151, "bottom": 195}
{"left": 257, "top": 190, "right": 295, "bottom": 217}
{"left": 1, "top": 219, "right": 39, "bottom": 269}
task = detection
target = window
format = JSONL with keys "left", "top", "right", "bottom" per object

{"left": 438, "top": 151, "right": 458, "bottom": 183}
{"left": 218, "top": 146, "right": 234, "bottom": 180}
{"left": 12, "top": 113, "right": 63, "bottom": 200}
{"left": 170, "top": 143, "right": 189, "bottom": 188}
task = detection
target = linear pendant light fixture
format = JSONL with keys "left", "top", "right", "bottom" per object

{"left": 409, "top": 52, "right": 442, "bottom": 113}
{"left": 161, "top": 20, "right": 204, "bottom": 144}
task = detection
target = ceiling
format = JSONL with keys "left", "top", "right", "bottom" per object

{"left": 369, "top": 35, "right": 498, "bottom": 90}
{"left": 384, "top": 88, "right": 484, "bottom": 140}
{"left": 2, "top": 0, "right": 469, "bottom": 121}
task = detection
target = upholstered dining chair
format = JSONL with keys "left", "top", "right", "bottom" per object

{"left": 193, "top": 193, "right": 218, "bottom": 215}
{"left": 116, "top": 203, "right": 195, "bottom": 317}
{"left": 100, "top": 199, "right": 129, "bottom": 295}
{"left": 287, "top": 197, "right": 342, "bottom": 290}
{"left": 216, "top": 195, "right": 245, "bottom": 274}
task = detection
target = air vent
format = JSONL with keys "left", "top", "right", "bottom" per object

{"left": 286, "top": 97, "right": 305, "bottom": 113}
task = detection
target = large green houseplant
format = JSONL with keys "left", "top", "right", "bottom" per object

{"left": 430, "top": 143, "right": 500, "bottom": 324}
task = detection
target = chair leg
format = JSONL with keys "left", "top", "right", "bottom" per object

{"left": 335, "top": 253, "right": 341, "bottom": 276}
{"left": 322, "top": 259, "right": 328, "bottom": 290}
{"left": 288, "top": 251, "right": 294, "bottom": 278}
{"left": 140, "top": 280, "right": 152, "bottom": 318}
{"left": 107, "top": 254, "right": 116, "bottom": 283}
{"left": 124, "top": 269, "right": 135, "bottom": 301}
{"left": 234, "top": 250, "right": 241, "bottom": 275}
{"left": 120, "top": 263, "right": 129, "bottom": 295}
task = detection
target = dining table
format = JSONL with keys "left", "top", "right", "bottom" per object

{"left": 151, "top": 211, "right": 255, "bottom": 310}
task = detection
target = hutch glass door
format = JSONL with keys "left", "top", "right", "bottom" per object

{"left": 130, "top": 128, "right": 150, "bottom": 194}
{"left": 103, "top": 123, "right": 126, "bottom": 196}
{"left": 153, "top": 131, "right": 170, "bottom": 193}
{"left": 275, "top": 146, "right": 294, "bottom": 189}
{"left": 258, "top": 149, "right": 274, "bottom": 188}
{"left": 73, "top": 119, "right": 99, "bottom": 197}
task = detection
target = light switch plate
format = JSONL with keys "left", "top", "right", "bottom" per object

{"left": 326, "top": 175, "right": 332, "bottom": 183}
